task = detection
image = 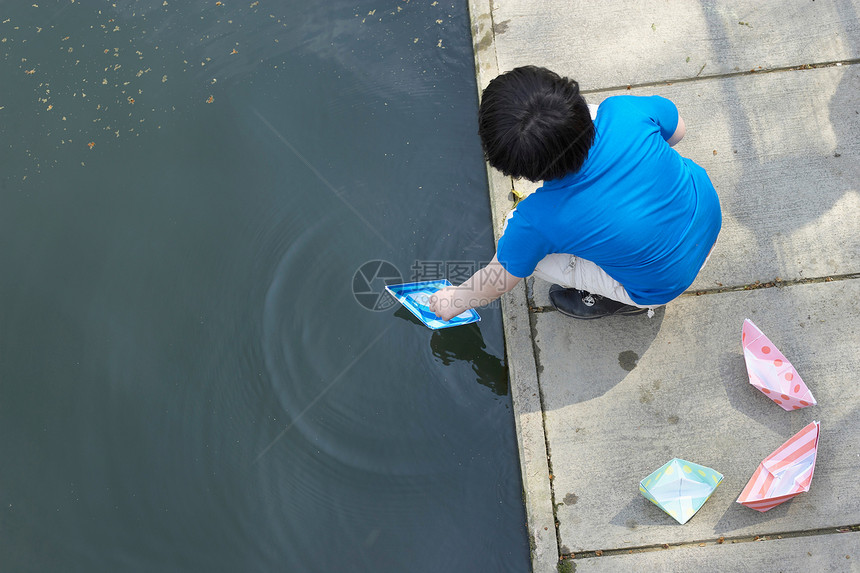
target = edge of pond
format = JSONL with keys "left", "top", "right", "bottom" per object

{"left": 466, "top": 1, "right": 559, "bottom": 571}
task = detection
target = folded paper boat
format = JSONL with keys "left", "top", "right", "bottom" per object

{"left": 737, "top": 421, "right": 820, "bottom": 512}
{"left": 385, "top": 279, "right": 480, "bottom": 330}
{"left": 742, "top": 319, "right": 816, "bottom": 410}
{"left": 639, "top": 458, "right": 724, "bottom": 524}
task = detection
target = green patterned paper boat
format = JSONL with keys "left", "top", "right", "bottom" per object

{"left": 639, "top": 458, "right": 723, "bottom": 524}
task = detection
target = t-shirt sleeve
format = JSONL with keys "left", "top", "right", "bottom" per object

{"left": 496, "top": 209, "right": 554, "bottom": 278}
{"left": 632, "top": 95, "right": 679, "bottom": 141}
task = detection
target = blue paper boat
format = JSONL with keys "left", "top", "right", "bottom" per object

{"left": 385, "top": 280, "right": 481, "bottom": 330}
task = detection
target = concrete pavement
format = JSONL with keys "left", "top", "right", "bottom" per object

{"left": 467, "top": 1, "right": 860, "bottom": 571}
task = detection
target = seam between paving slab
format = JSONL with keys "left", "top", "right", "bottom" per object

{"left": 560, "top": 524, "right": 860, "bottom": 562}
{"left": 580, "top": 58, "right": 860, "bottom": 95}
{"left": 528, "top": 272, "right": 860, "bottom": 313}
{"left": 684, "top": 272, "right": 860, "bottom": 297}
{"left": 526, "top": 294, "right": 561, "bottom": 548}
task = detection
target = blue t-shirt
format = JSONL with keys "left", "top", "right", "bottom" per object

{"left": 496, "top": 95, "right": 721, "bottom": 305}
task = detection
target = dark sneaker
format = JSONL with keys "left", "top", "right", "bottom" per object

{"left": 548, "top": 284, "right": 648, "bottom": 319}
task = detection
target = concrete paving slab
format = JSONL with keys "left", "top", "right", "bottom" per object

{"left": 534, "top": 280, "right": 860, "bottom": 552}
{"left": 490, "top": 0, "right": 860, "bottom": 90}
{"left": 526, "top": 64, "right": 860, "bottom": 310}
{"left": 569, "top": 532, "right": 860, "bottom": 573}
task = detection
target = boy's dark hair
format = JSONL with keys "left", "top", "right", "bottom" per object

{"left": 478, "top": 66, "right": 594, "bottom": 182}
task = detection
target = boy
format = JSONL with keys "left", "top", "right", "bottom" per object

{"left": 429, "top": 66, "right": 721, "bottom": 321}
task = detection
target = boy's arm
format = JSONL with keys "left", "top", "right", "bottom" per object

{"left": 666, "top": 114, "right": 686, "bottom": 146}
{"left": 428, "top": 254, "right": 521, "bottom": 321}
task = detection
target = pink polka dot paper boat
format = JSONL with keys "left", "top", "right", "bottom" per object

{"left": 737, "top": 421, "right": 820, "bottom": 512}
{"left": 742, "top": 319, "right": 816, "bottom": 411}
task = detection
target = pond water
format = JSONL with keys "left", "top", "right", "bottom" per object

{"left": 0, "top": 1, "right": 529, "bottom": 571}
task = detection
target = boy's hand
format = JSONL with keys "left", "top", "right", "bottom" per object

{"left": 429, "top": 286, "right": 461, "bottom": 322}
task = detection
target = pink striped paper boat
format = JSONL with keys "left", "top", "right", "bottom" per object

{"left": 737, "top": 421, "right": 820, "bottom": 512}
{"left": 742, "top": 319, "right": 816, "bottom": 411}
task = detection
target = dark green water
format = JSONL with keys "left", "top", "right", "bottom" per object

{"left": 0, "top": 1, "right": 528, "bottom": 571}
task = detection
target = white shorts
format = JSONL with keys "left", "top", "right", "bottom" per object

{"left": 532, "top": 253, "right": 655, "bottom": 308}
{"left": 502, "top": 209, "right": 710, "bottom": 309}
{"left": 532, "top": 242, "right": 715, "bottom": 309}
